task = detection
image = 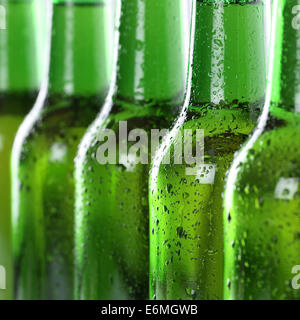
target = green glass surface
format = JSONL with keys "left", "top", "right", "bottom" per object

{"left": 149, "top": 0, "right": 266, "bottom": 300}
{"left": 11, "top": 0, "right": 114, "bottom": 299}
{"left": 0, "top": 0, "right": 44, "bottom": 300}
{"left": 74, "top": 0, "right": 187, "bottom": 300}
{"left": 224, "top": 0, "right": 300, "bottom": 300}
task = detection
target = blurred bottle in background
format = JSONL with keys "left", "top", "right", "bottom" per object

{"left": 74, "top": 0, "right": 189, "bottom": 300}
{"left": 0, "top": 0, "right": 46, "bottom": 300}
{"left": 11, "top": 0, "right": 114, "bottom": 299}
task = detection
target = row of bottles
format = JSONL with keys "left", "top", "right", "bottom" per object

{"left": 0, "top": 0, "right": 299, "bottom": 300}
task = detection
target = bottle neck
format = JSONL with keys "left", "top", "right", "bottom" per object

{"left": 48, "top": 0, "right": 113, "bottom": 97}
{"left": 0, "top": 0, "right": 43, "bottom": 93}
{"left": 189, "top": 0, "right": 266, "bottom": 107}
{"left": 115, "top": 0, "right": 187, "bottom": 104}
{"left": 270, "top": 0, "right": 300, "bottom": 114}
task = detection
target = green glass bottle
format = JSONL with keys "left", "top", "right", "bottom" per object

{"left": 11, "top": 0, "right": 114, "bottom": 299}
{"left": 74, "top": 0, "right": 187, "bottom": 300}
{"left": 224, "top": 0, "right": 300, "bottom": 300}
{"left": 149, "top": 0, "right": 267, "bottom": 300}
{"left": 0, "top": 0, "right": 45, "bottom": 300}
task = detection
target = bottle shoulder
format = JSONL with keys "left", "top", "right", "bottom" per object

{"left": 224, "top": 123, "right": 300, "bottom": 212}
{"left": 75, "top": 96, "right": 182, "bottom": 162}
{"left": 15, "top": 93, "right": 103, "bottom": 138}
{"left": 0, "top": 91, "right": 37, "bottom": 117}
{"left": 150, "top": 105, "right": 259, "bottom": 178}
{"left": 12, "top": 94, "right": 104, "bottom": 165}
{"left": 186, "top": 105, "right": 258, "bottom": 133}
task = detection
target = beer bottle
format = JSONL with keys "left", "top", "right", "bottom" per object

{"left": 224, "top": 0, "right": 300, "bottom": 300}
{"left": 74, "top": 0, "right": 187, "bottom": 300}
{"left": 150, "top": 0, "right": 266, "bottom": 300}
{"left": 0, "top": 0, "right": 45, "bottom": 300}
{"left": 11, "top": 0, "right": 114, "bottom": 299}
